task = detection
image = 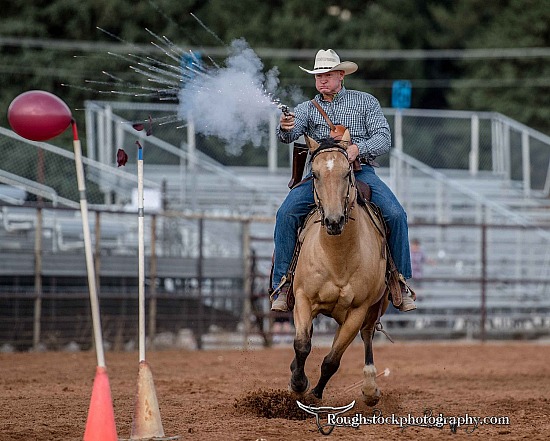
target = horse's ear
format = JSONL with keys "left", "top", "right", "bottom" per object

{"left": 305, "top": 135, "right": 319, "bottom": 153}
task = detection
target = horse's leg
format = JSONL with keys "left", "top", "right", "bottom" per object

{"left": 289, "top": 296, "right": 313, "bottom": 394}
{"left": 359, "top": 325, "right": 380, "bottom": 406}
{"left": 311, "top": 307, "right": 365, "bottom": 399}
{"left": 359, "top": 297, "right": 387, "bottom": 406}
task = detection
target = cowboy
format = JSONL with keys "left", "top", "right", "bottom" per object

{"left": 271, "top": 48, "right": 416, "bottom": 313}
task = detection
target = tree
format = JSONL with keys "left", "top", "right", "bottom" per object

{"left": 0, "top": 0, "right": 549, "bottom": 170}
{"left": 428, "top": 0, "right": 550, "bottom": 133}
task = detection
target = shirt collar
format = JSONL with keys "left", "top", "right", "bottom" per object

{"left": 318, "top": 86, "right": 347, "bottom": 103}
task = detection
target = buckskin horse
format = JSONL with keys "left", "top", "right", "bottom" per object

{"left": 288, "top": 131, "right": 390, "bottom": 406}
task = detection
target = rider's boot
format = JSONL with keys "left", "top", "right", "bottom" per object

{"left": 270, "top": 282, "right": 289, "bottom": 312}
{"left": 399, "top": 281, "right": 417, "bottom": 312}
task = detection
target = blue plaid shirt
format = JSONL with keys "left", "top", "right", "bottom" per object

{"left": 277, "top": 87, "right": 391, "bottom": 160}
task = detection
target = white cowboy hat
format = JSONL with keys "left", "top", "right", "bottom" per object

{"left": 299, "top": 49, "right": 358, "bottom": 75}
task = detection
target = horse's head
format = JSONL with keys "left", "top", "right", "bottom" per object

{"left": 306, "top": 131, "right": 356, "bottom": 235}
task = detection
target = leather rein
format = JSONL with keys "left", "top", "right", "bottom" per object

{"left": 310, "top": 144, "right": 356, "bottom": 228}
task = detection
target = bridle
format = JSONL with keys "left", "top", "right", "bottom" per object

{"left": 310, "top": 144, "right": 356, "bottom": 228}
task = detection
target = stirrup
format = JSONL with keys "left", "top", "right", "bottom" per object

{"left": 398, "top": 273, "right": 416, "bottom": 300}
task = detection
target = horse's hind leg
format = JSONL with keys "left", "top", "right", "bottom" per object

{"left": 360, "top": 326, "right": 380, "bottom": 406}
{"left": 311, "top": 308, "right": 365, "bottom": 399}
{"left": 289, "top": 298, "right": 313, "bottom": 394}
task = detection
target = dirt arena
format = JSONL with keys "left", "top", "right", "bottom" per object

{"left": 1, "top": 341, "right": 549, "bottom": 440}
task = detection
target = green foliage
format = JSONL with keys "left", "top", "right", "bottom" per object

{"left": 428, "top": 0, "right": 550, "bottom": 133}
{"left": 0, "top": 0, "right": 549, "bottom": 177}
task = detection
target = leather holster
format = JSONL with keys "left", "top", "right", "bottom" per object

{"left": 288, "top": 142, "right": 309, "bottom": 189}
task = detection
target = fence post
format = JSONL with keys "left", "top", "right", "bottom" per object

{"left": 522, "top": 130, "right": 531, "bottom": 197}
{"left": 469, "top": 114, "right": 479, "bottom": 176}
{"left": 94, "top": 211, "right": 101, "bottom": 297}
{"left": 33, "top": 207, "right": 43, "bottom": 350}
{"left": 393, "top": 111, "right": 404, "bottom": 198}
{"left": 149, "top": 214, "right": 158, "bottom": 348}
{"left": 480, "top": 224, "right": 487, "bottom": 342}
{"left": 268, "top": 112, "right": 278, "bottom": 173}
{"left": 241, "top": 219, "right": 252, "bottom": 349}
{"left": 196, "top": 216, "right": 204, "bottom": 349}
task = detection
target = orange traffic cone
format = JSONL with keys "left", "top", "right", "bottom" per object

{"left": 83, "top": 366, "right": 118, "bottom": 441}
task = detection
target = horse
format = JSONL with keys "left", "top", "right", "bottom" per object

{"left": 289, "top": 131, "right": 390, "bottom": 406}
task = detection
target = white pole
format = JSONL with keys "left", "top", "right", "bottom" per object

{"left": 187, "top": 113, "right": 197, "bottom": 211}
{"left": 393, "top": 110, "right": 403, "bottom": 199}
{"left": 137, "top": 142, "right": 146, "bottom": 362}
{"left": 469, "top": 114, "right": 479, "bottom": 176}
{"left": 71, "top": 121, "right": 105, "bottom": 368}
{"left": 522, "top": 130, "right": 531, "bottom": 198}
{"left": 268, "top": 112, "right": 277, "bottom": 173}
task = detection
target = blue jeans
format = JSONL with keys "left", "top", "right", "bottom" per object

{"left": 272, "top": 165, "right": 412, "bottom": 289}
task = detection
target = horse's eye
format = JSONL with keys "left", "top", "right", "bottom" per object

{"left": 312, "top": 171, "right": 319, "bottom": 180}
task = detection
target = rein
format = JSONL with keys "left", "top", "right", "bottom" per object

{"left": 311, "top": 146, "right": 356, "bottom": 228}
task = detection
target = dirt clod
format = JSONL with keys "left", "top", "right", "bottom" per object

{"left": 236, "top": 388, "right": 315, "bottom": 419}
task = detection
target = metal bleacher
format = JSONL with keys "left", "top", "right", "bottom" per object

{"left": 2, "top": 102, "right": 550, "bottom": 343}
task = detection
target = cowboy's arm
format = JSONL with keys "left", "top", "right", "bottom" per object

{"left": 276, "top": 102, "right": 309, "bottom": 144}
{"left": 354, "top": 98, "right": 391, "bottom": 160}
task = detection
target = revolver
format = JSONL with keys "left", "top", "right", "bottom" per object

{"left": 278, "top": 104, "right": 291, "bottom": 117}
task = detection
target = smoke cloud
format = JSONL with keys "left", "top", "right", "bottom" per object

{"left": 178, "top": 39, "right": 281, "bottom": 153}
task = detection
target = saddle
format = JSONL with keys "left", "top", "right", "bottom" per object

{"left": 269, "top": 190, "right": 407, "bottom": 312}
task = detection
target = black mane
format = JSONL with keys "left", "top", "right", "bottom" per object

{"left": 310, "top": 137, "right": 347, "bottom": 161}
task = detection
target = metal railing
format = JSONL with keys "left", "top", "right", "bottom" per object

{"left": 0, "top": 126, "right": 161, "bottom": 208}
{"left": 84, "top": 101, "right": 284, "bottom": 213}
{"left": 1, "top": 204, "right": 549, "bottom": 351}
{"left": 386, "top": 107, "right": 550, "bottom": 197}
{"left": 85, "top": 101, "right": 550, "bottom": 200}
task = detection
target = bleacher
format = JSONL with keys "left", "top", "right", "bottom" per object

{"left": 2, "top": 103, "right": 550, "bottom": 347}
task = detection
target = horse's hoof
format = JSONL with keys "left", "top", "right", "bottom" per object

{"left": 362, "top": 388, "right": 381, "bottom": 406}
{"left": 307, "top": 390, "right": 322, "bottom": 404}
{"left": 288, "top": 378, "right": 310, "bottom": 395}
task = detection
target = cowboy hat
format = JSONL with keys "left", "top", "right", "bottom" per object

{"left": 299, "top": 49, "right": 358, "bottom": 75}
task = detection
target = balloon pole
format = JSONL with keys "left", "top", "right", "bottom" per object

{"left": 137, "top": 142, "right": 146, "bottom": 363}
{"left": 72, "top": 120, "right": 105, "bottom": 368}
{"left": 8, "top": 90, "right": 117, "bottom": 440}
{"left": 71, "top": 119, "right": 118, "bottom": 441}
{"left": 123, "top": 141, "right": 178, "bottom": 441}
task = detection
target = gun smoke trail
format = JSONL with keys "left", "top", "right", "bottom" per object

{"left": 66, "top": 11, "right": 306, "bottom": 154}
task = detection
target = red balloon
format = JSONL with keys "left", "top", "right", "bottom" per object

{"left": 8, "top": 90, "right": 72, "bottom": 141}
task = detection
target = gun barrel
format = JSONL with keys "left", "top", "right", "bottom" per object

{"left": 278, "top": 104, "right": 290, "bottom": 116}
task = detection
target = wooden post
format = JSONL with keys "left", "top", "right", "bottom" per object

{"left": 148, "top": 215, "right": 158, "bottom": 349}
{"left": 33, "top": 207, "right": 43, "bottom": 350}
{"left": 241, "top": 219, "right": 252, "bottom": 349}
{"left": 196, "top": 217, "right": 204, "bottom": 350}
{"left": 522, "top": 130, "right": 531, "bottom": 197}
{"left": 480, "top": 224, "right": 487, "bottom": 342}
{"left": 94, "top": 211, "right": 101, "bottom": 297}
{"left": 469, "top": 114, "right": 479, "bottom": 176}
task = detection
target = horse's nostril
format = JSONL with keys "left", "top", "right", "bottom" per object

{"left": 326, "top": 219, "right": 343, "bottom": 235}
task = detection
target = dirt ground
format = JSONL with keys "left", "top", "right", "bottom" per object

{"left": 1, "top": 341, "right": 549, "bottom": 441}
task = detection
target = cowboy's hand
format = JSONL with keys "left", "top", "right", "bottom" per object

{"left": 347, "top": 144, "right": 360, "bottom": 162}
{"left": 279, "top": 112, "right": 295, "bottom": 131}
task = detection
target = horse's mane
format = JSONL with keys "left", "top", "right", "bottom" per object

{"left": 310, "top": 137, "right": 348, "bottom": 162}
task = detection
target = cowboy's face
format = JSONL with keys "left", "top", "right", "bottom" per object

{"left": 315, "top": 70, "right": 345, "bottom": 95}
